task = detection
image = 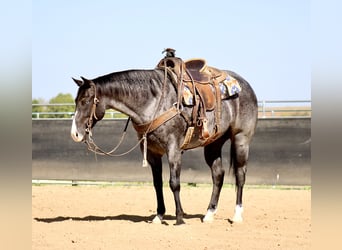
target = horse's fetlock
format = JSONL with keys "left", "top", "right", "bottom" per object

{"left": 175, "top": 218, "right": 185, "bottom": 225}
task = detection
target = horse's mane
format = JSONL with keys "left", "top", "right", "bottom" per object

{"left": 92, "top": 69, "right": 163, "bottom": 98}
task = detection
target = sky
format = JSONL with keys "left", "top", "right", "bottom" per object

{"left": 32, "top": 0, "right": 310, "bottom": 102}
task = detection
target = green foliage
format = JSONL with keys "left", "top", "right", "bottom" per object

{"left": 104, "top": 109, "right": 128, "bottom": 119}
{"left": 49, "top": 93, "right": 74, "bottom": 104}
{"left": 32, "top": 98, "right": 46, "bottom": 118}
{"left": 48, "top": 93, "right": 75, "bottom": 118}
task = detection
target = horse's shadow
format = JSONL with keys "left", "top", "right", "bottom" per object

{"left": 34, "top": 213, "right": 204, "bottom": 225}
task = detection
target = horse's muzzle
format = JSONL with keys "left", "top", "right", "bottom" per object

{"left": 71, "top": 130, "right": 84, "bottom": 142}
{"left": 71, "top": 114, "right": 84, "bottom": 142}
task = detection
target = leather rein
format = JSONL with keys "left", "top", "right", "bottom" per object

{"left": 83, "top": 62, "right": 183, "bottom": 165}
{"left": 83, "top": 83, "right": 142, "bottom": 158}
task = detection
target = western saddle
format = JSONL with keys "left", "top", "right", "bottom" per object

{"left": 156, "top": 48, "right": 231, "bottom": 149}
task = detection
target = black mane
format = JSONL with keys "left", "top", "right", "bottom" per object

{"left": 92, "top": 69, "right": 164, "bottom": 99}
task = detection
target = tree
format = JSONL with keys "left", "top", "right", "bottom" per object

{"left": 48, "top": 93, "right": 75, "bottom": 118}
{"left": 32, "top": 98, "right": 46, "bottom": 118}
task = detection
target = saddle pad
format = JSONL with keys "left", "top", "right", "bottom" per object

{"left": 182, "top": 74, "right": 242, "bottom": 106}
{"left": 221, "top": 74, "right": 242, "bottom": 98}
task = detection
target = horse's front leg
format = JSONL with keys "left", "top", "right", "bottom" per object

{"left": 167, "top": 147, "right": 185, "bottom": 225}
{"left": 148, "top": 151, "right": 165, "bottom": 224}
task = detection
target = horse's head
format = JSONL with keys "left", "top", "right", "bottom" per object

{"left": 71, "top": 77, "right": 105, "bottom": 142}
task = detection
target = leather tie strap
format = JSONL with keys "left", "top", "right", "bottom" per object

{"left": 132, "top": 106, "right": 179, "bottom": 135}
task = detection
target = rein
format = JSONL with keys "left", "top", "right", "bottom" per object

{"left": 83, "top": 62, "right": 181, "bottom": 166}
{"left": 84, "top": 116, "right": 144, "bottom": 158}
{"left": 83, "top": 83, "right": 143, "bottom": 159}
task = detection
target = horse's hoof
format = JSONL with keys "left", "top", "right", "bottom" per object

{"left": 152, "top": 214, "right": 163, "bottom": 224}
{"left": 231, "top": 215, "right": 243, "bottom": 223}
{"left": 174, "top": 218, "right": 185, "bottom": 225}
{"left": 231, "top": 205, "right": 244, "bottom": 223}
{"left": 203, "top": 209, "right": 217, "bottom": 223}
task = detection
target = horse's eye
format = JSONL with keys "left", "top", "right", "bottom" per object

{"left": 81, "top": 99, "right": 90, "bottom": 105}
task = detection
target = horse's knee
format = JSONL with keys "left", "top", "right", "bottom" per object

{"left": 168, "top": 162, "right": 181, "bottom": 192}
{"left": 169, "top": 177, "right": 180, "bottom": 192}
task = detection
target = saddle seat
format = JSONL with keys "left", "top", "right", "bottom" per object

{"left": 184, "top": 58, "right": 225, "bottom": 84}
{"left": 184, "top": 59, "right": 210, "bottom": 82}
{"left": 184, "top": 59, "right": 227, "bottom": 111}
{"left": 156, "top": 57, "right": 227, "bottom": 111}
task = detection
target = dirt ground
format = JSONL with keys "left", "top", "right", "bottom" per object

{"left": 32, "top": 184, "right": 311, "bottom": 250}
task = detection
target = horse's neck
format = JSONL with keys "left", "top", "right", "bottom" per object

{"left": 98, "top": 70, "right": 164, "bottom": 124}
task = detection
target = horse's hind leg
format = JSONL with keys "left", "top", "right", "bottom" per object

{"left": 203, "top": 136, "right": 227, "bottom": 222}
{"left": 231, "top": 132, "right": 251, "bottom": 223}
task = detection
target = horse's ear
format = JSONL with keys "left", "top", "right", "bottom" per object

{"left": 80, "top": 76, "right": 95, "bottom": 87}
{"left": 81, "top": 76, "right": 91, "bottom": 83}
{"left": 72, "top": 77, "right": 83, "bottom": 87}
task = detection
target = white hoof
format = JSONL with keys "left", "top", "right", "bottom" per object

{"left": 203, "top": 209, "right": 217, "bottom": 223}
{"left": 152, "top": 214, "right": 163, "bottom": 224}
{"left": 232, "top": 205, "right": 244, "bottom": 223}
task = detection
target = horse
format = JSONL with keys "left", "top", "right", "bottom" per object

{"left": 71, "top": 66, "right": 258, "bottom": 225}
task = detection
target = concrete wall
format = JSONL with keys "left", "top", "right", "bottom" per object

{"left": 32, "top": 118, "right": 311, "bottom": 185}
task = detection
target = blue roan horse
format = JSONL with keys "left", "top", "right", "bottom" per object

{"left": 71, "top": 59, "right": 258, "bottom": 225}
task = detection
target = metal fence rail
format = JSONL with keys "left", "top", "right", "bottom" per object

{"left": 257, "top": 100, "right": 311, "bottom": 118}
{"left": 32, "top": 100, "right": 311, "bottom": 119}
{"left": 32, "top": 118, "right": 311, "bottom": 185}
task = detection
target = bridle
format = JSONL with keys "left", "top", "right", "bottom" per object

{"left": 79, "top": 64, "right": 184, "bottom": 166}
{"left": 80, "top": 82, "right": 140, "bottom": 158}
{"left": 84, "top": 83, "right": 99, "bottom": 136}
